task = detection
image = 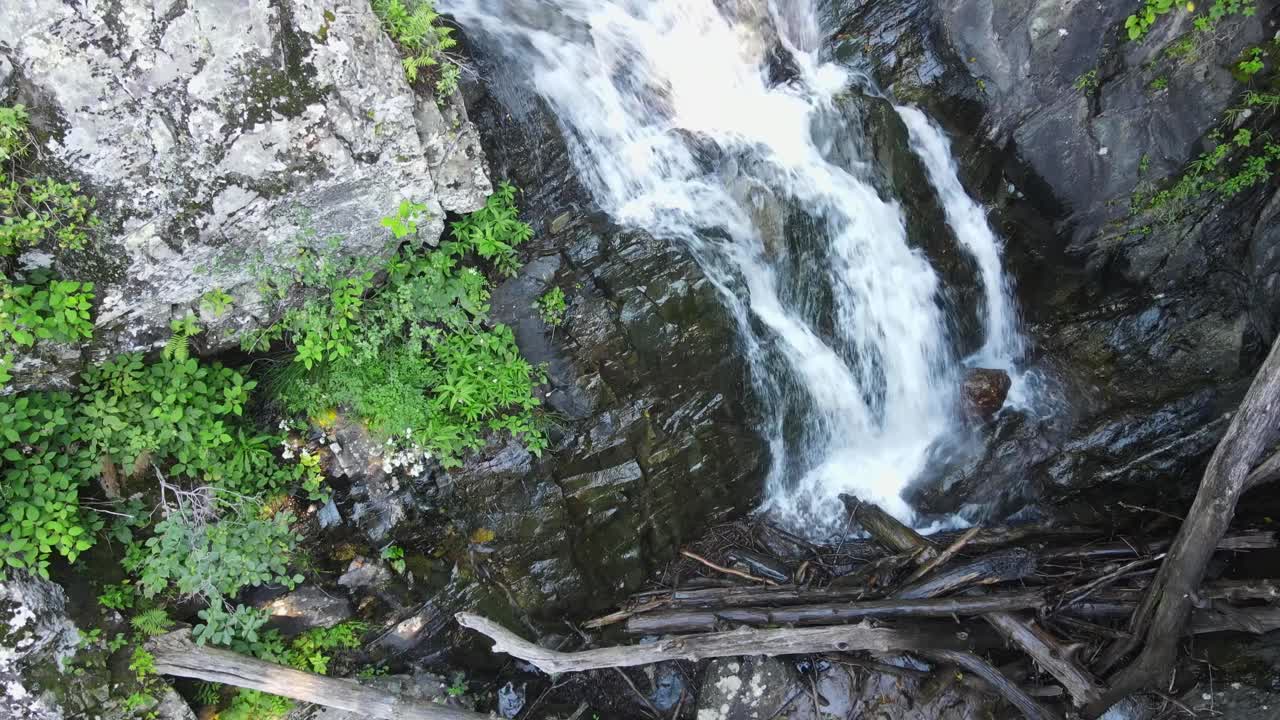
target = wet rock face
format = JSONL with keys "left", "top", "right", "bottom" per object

{"left": 962, "top": 368, "right": 1011, "bottom": 419}
{"left": 0, "top": 0, "right": 490, "bottom": 390}
{"left": 834, "top": 1, "right": 1280, "bottom": 510}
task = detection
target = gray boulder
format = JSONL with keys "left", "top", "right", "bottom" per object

{"left": 0, "top": 0, "right": 490, "bottom": 390}
{"left": 0, "top": 574, "right": 195, "bottom": 720}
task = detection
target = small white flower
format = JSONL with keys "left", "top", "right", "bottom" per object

{"left": 281, "top": 447, "right": 294, "bottom": 459}
{"left": 1058, "top": 28, "right": 1069, "bottom": 37}
{"left": 1098, "top": 146, "right": 1109, "bottom": 156}
{"left": 1202, "top": 693, "right": 1212, "bottom": 701}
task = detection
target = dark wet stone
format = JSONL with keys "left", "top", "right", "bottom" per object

{"left": 962, "top": 368, "right": 1011, "bottom": 419}
{"left": 651, "top": 664, "right": 687, "bottom": 712}
{"left": 260, "top": 586, "right": 353, "bottom": 636}
{"left": 497, "top": 681, "right": 526, "bottom": 718}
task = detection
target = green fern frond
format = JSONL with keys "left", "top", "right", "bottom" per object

{"left": 131, "top": 607, "right": 174, "bottom": 637}
{"left": 163, "top": 332, "right": 191, "bottom": 361}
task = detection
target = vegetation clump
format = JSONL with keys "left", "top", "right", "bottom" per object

{"left": 1125, "top": 0, "right": 1255, "bottom": 42}
{"left": 262, "top": 182, "right": 547, "bottom": 468}
{"left": 536, "top": 286, "right": 567, "bottom": 326}
{"left": 371, "top": 0, "right": 461, "bottom": 98}
{"left": 0, "top": 104, "right": 100, "bottom": 258}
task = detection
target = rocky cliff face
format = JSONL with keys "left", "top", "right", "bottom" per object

{"left": 835, "top": 0, "right": 1280, "bottom": 517}
{"left": 0, "top": 0, "right": 490, "bottom": 390}
{"left": 313, "top": 60, "right": 768, "bottom": 657}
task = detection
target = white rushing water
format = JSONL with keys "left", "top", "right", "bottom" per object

{"left": 443, "top": 0, "right": 1024, "bottom": 534}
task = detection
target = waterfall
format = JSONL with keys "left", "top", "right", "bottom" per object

{"left": 443, "top": 0, "right": 1024, "bottom": 534}
{"left": 896, "top": 106, "right": 1025, "bottom": 370}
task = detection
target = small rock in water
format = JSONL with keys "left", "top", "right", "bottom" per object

{"left": 498, "top": 681, "right": 526, "bottom": 718}
{"left": 651, "top": 663, "right": 687, "bottom": 711}
{"left": 962, "top": 368, "right": 1012, "bottom": 419}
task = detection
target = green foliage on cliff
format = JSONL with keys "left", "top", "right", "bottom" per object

{"left": 0, "top": 103, "right": 100, "bottom": 257}
{"left": 0, "top": 353, "right": 317, "bottom": 587}
{"left": 536, "top": 286, "right": 567, "bottom": 326}
{"left": 264, "top": 183, "right": 547, "bottom": 467}
{"left": 371, "top": 0, "right": 461, "bottom": 98}
{"left": 1125, "top": 0, "right": 1255, "bottom": 42}
{"left": 0, "top": 276, "right": 95, "bottom": 384}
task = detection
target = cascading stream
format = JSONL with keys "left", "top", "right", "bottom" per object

{"left": 444, "top": 0, "right": 1024, "bottom": 534}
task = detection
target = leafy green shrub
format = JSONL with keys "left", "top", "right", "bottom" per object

{"left": 371, "top": 0, "right": 460, "bottom": 97}
{"left": 0, "top": 392, "right": 100, "bottom": 577}
{"left": 200, "top": 287, "right": 233, "bottom": 318}
{"left": 1125, "top": 0, "right": 1179, "bottom": 41}
{"left": 1, "top": 353, "right": 320, "bottom": 583}
{"left": 125, "top": 502, "right": 302, "bottom": 602}
{"left": 449, "top": 182, "right": 533, "bottom": 277}
{"left": 0, "top": 104, "right": 100, "bottom": 257}
{"left": 1193, "top": 0, "right": 1256, "bottom": 32}
{"left": 381, "top": 544, "right": 406, "bottom": 573}
{"left": 1238, "top": 47, "right": 1265, "bottom": 77}
{"left": 98, "top": 581, "right": 138, "bottom": 611}
{"left": 1126, "top": 0, "right": 1255, "bottom": 41}
{"left": 0, "top": 278, "right": 96, "bottom": 385}
{"left": 1073, "top": 69, "right": 1099, "bottom": 94}
{"left": 267, "top": 183, "right": 547, "bottom": 468}
{"left": 536, "top": 287, "right": 567, "bottom": 326}
{"left": 0, "top": 105, "right": 30, "bottom": 163}
{"left": 128, "top": 647, "right": 156, "bottom": 679}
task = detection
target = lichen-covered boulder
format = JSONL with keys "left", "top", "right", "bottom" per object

{"left": 0, "top": 0, "right": 491, "bottom": 390}
{"left": 0, "top": 574, "right": 195, "bottom": 720}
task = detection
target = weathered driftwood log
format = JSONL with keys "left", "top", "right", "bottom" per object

{"left": 724, "top": 548, "right": 792, "bottom": 583}
{"left": 839, "top": 494, "right": 937, "bottom": 559}
{"left": 1043, "top": 531, "right": 1275, "bottom": 562}
{"left": 905, "top": 526, "right": 981, "bottom": 583}
{"left": 923, "top": 650, "right": 1063, "bottom": 720}
{"left": 458, "top": 612, "right": 995, "bottom": 674}
{"left": 842, "top": 495, "right": 1106, "bottom": 709}
{"left": 1202, "top": 578, "right": 1280, "bottom": 601}
{"left": 623, "top": 591, "right": 1047, "bottom": 635}
{"left": 984, "top": 613, "right": 1104, "bottom": 708}
{"left": 146, "top": 630, "right": 487, "bottom": 720}
{"left": 1086, "top": 336, "right": 1280, "bottom": 719}
{"left": 893, "top": 548, "right": 1037, "bottom": 600}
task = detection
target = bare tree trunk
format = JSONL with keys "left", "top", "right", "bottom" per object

{"left": 146, "top": 631, "right": 488, "bottom": 720}
{"left": 624, "top": 591, "right": 1047, "bottom": 634}
{"left": 1086, "top": 336, "right": 1280, "bottom": 718}
{"left": 457, "top": 612, "right": 994, "bottom": 674}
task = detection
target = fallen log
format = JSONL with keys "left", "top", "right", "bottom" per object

{"left": 146, "top": 630, "right": 486, "bottom": 720}
{"left": 840, "top": 494, "right": 937, "bottom": 559}
{"left": 984, "top": 613, "right": 1104, "bottom": 708}
{"left": 893, "top": 548, "right": 1036, "bottom": 600}
{"left": 724, "top": 548, "right": 792, "bottom": 583}
{"left": 1042, "top": 531, "right": 1275, "bottom": 563}
{"left": 905, "top": 526, "right": 981, "bottom": 583}
{"left": 842, "top": 495, "right": 1107, "bottom": 709}
{"left": 923, "top": 650, "right": 1063, "bottom": 720}
{"left": 1086, "top": 336, "right": 1280, "bottom": 718}
{"left": 458, "top": 613, "right": 997, "bottom": 674}
{"left": 623, "top": 590, "right": 1047, "bottom": 635}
